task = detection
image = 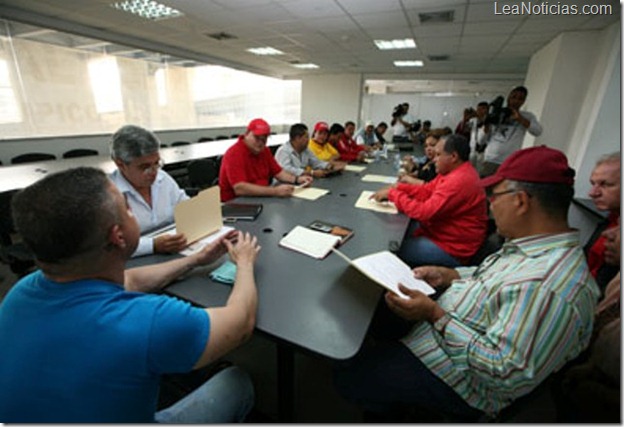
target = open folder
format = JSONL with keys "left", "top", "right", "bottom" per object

{"left": 333, "top": 249, "right": 435, "bottom": 299}
{"left": 174, "top": 186, "right": 224, "bottom": 244}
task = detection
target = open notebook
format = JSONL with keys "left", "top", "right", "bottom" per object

{"left": 279, "top": 225, "right": 343, "bottom": 259}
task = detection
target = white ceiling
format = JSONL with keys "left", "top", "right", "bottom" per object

{"left": 0, "top": 0, "right": 620, "bottom": 83}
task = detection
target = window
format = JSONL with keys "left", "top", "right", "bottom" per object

{"left": 88, "top": 56, "right": 123, "bottom": 114}
{"left": 0, "top": 58, "right": 21, "bottom": 124}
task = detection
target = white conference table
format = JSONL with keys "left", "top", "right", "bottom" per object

{"left": 0, "top": 134, "right": 288, "bottom": 193}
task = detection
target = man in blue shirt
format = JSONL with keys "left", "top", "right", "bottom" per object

{"left": 0, "top": 167, "right": 261, "bottom": 423}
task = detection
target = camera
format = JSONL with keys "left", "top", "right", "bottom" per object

{"left": 486, "top": 95, "right": 512, "bottom": 126}
{"left": 392, "top": 104, "right": 405, "bottom": 119}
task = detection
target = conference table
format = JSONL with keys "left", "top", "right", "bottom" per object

{"left": 127, "top": 155, "right": 410, "bottom": 421}
{"left": 0, "top": 134, "right": 287, "bottom": 193}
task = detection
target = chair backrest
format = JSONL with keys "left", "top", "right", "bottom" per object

{"left": 171, "top": 141, "right": 191, "bottom": 147}
{"left": 62, "top": 148, "right": 99, "bottom": 159}
{"left": 230, "top": 133, "right": 240, "bottom": 138}
{"left": 11, "top": 153, "right": 57, "bottom": 164}
{"left": 197, "top": 137, "right": 214, "bottom": 142}
{"left": 187, "top": 158, "right": 220, "bottom": 189}
{"left": 215, "top": 135, "right": 229, "bottom": 141}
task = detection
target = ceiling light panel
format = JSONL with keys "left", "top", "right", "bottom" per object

{"left": 374, "top": 38, "right": 416, "bottom": 50}
{"left": 247, "top": 47, "right": 284, "bottom": 56}
{"left": 110, "top": 0, "right": 183, "bottom": 20}
{"left": 394, "top": 60, "right": 424, "bottom": 67}
{"left": 293, "top": 63, "right": 319, "bottom": 69}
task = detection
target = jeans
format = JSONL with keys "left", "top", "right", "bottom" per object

{"left": 155, "top": 366, "right": 254, "bottom": 423}
{"left": 398, "top": 221, "right": 461, "bottom": 268}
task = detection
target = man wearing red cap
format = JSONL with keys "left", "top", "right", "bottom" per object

{"left": 219, "top": 118, "right": 312, "bottom": 202}
{"left": 308, "top": 121, "right": 340, "bottom": 162}
{"left": 336, "top": 146, "right": 599, "bottom": 421}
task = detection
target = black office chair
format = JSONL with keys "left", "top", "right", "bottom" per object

{"left": 187, "top": 158, "right": 220, "bottom": 190}
{"left": 197, "top": 137, "right": 214, "bottom": 143}
{"left": 269, "top": 144, "right": 281, "bottom": 156}
{"left": 230, "top": 133, "right": 240, "bottom": 138}
{"left": 11, "top": 153, "right": 56, "bottom": 164}
{"left": 171, "top": 141, "right": 191, "bottom": 147}
{"left": 0, "top": 190, "right": 35, "bottom": 277}
{"left": 62, "top": 148, "right": 99, "bottom": 159}
{"left": 215, "top": 135, "right": 229, "bottom": 141}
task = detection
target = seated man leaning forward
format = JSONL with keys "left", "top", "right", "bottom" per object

{"left": 335, "top": 146, "right": 600, "bottom": 420}
{"left": 219, "top": 118, "right": 313, "bottom": 202}
{"left": 0, "top": 167, "right": 261, "bottom": 423}
{"left": 275, "top": 123, "right": 346, "bottom": 178}
{"left": 109, "top": 124, "right": 188, "bottom": 257}
{"left": 372, "top": 134, "right": 487, "bottom": 268}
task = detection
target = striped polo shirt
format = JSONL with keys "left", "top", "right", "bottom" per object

{"left": 402, "top": 231, "right": 600, "bottom": 416}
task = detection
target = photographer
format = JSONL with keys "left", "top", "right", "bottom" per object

{"left": 391, "top": 102, "right": 417, "bottom": 143}
{"left": 480, "top": 86, "right": 542, "bottom": 177}
{"left": 469, "top": 101, "right": 490, "bottom": 169}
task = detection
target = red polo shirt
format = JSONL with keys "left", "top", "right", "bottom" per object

{"left": 388, "top": 161, "right": 488, "bottom": 264}
{"left": 335, "top": 135, "right": 366, "bottom": 162}
{"left": 219, "top": 137, "right": 283, "bottom": 202}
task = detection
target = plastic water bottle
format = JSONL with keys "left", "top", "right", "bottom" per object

{"left": 393, "top": 153, "right": 401, "bottom": 172}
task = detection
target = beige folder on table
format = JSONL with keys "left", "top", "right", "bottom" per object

{"left": 174, "top": 186, "right": 223, "bottom": 244}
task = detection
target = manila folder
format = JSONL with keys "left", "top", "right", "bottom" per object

{"left": 174, "top": 186, "right": 223, "bottom": 244}
{"left": 333, "top": 249, "right": 435, "bottom": 298}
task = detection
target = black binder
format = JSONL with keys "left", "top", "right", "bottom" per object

{"left": 221, "top": 203, "right": 263, "bottom": 221}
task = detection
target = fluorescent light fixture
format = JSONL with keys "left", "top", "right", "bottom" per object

{"left": 394, "top": 60, "right": 424, "bottom": 67}
{"left": 293, "top": 63, "right": 319, "bottom": 69}
{"left": 110, "top": 0, "right": 183, "bottom": 20}
{"left": 374, "top": 38, "right": 416, "bottom": 50}
{"left": 247, "top": 47, "right": 284, "bottom": 56}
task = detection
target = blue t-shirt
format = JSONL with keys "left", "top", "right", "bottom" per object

{"left": 0, "top": 270, "right": 210, "bottom": 422}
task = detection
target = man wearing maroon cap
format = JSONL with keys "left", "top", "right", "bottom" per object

{"left": 219, "top": 118, "right": 312, "bottom": 202}
{"left": 336, "top": 146, "right": 599, "bottom": 421}
{"left": 308, "top": 121, "right": 340, "bottom": 162}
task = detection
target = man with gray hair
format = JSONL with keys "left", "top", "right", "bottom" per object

{"left": 109, "top": 124, "right": 188, "bottom": 257}
{"left": 0, "top": 167, "right": 261, "bottom": 422}
{"left": 585, "top": 151, "right": 620, "bottom": 292}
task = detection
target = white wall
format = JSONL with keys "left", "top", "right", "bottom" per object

{"left": 300, "top": 74, "right": 363, "bottom": 127}
{"left": 523, "top": 22, "right": 620, "bottom": 197}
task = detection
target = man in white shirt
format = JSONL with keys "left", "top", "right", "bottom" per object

{"left": 109, "top": 125, "right": 189, "bottom": 257}
{"left": 391, "top": 103, "right": 416, "bottom": 143}
{"left": 481, "top": 86, "right": 543, "bottom": 177}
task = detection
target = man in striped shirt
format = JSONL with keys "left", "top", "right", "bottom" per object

{"left": 335, "top": 146, "right": 600, "bottom": 420}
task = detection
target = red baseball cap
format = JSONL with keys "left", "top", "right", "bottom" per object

{"left": 480, "top": 145, "right": 575, "bottom": 188}
{"left": 247, "top": 118, "right": 271, "bottom": 136}
{"left": 314, "top": 121, "right": 329, "bottom": 133}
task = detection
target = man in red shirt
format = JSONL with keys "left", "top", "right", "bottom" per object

{"left": 334, "top": 121, "right": 368, "bottom": 163}
{"left": 372, "top": 134, "right": 487, "bottom": 267}
{"left": 219, "top": 118, "right": 312, "bottom": 202}
{"left": 585, "top": 152, "right": 620, "bottom": 292}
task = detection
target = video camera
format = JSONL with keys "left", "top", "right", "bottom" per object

{"left": 486, "top": 95, "right": 512, "bottom": 126}
{"left": 392, "top": 104, "right": 406, "bottom": 119}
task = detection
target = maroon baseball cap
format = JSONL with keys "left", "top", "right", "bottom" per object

{"left": 247, "top": 118, "right": 271, "bottom": 136}
{"left": 314, "top": 121, "right": 329, "bottom": 133}
{"left": 480, "top": 145, "right": 575, "bottom": 188}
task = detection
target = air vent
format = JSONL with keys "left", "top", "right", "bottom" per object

{"left": 206, "top": 32, "right": 237, "bottom": 41}
{"left": 418, "top": 10, "right": 454, "bottom": 24}
{"left": 428, "top": 55, "right": 450, "bottom": 61}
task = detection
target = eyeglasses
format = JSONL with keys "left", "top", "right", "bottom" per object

{"left": 137, "top": 159, "right": 164, "bottom": 175}
{"left": 487, "top": 189, "right": 519, "bottom": 203}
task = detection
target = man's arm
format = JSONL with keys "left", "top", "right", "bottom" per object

{"left": 194, "top": 232, "right": 260, "bottom": 367}
{"left": 233, "top": 181, "right": 295, "bottom": 198}
{"left": 124, "top": 230, "right": 235, "bottom": 293}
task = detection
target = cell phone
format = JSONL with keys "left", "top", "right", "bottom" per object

{"left": 309, "top": 221, "right": 333, "bottom": 233}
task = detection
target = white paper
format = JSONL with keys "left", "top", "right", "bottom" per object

{"left": 361, "top": 174, "right": 398, "bottom": 184}
{"left": 292, "top": 187, "right": 330, "bottom": 200}
{"left": 159, "top": 225, "right": 235, "bottom": 256}
{"left": 279, "top": 225, "right": 342, "bottom": 259}
{"left": 334, "top": 249, "right": 435, "bottom": 298}
{"left": 344, "top": 165, "right": 366, "bottom": 172}
{"left": 354, "top": 191, "right": 398, "bottom": 214}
